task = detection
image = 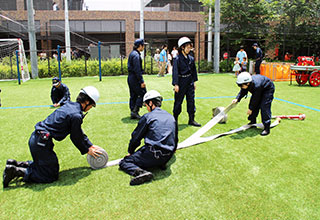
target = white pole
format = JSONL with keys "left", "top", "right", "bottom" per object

{"left": 26, "top": 0, "right": 38, "bottom": 78}
{"left": 140, "top": 0, "right": 144, "bottom": 59}
{"left": 208, "top": 4, "right": 212, "bottom": 63}
{"left": 214, "top": 0, "right": 220, "bottom": 73}
{"left": 65, "top": 0, "right": 71, "bottom": 62}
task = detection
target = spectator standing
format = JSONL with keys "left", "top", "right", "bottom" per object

{"left": 159, "top": 45, "right": 168, "bottom": 77}
{"left": 233, "top": 57, "right": 241, "bottom": 76}
{"left": 167, "top": 50, "right": 172, "bottom": 74}
{"left": 241, "top": 57, "right": 248, "bottom": 72}
{"left": 52, "top": 2, "right": 59, "bottom": 11}
{"left": 154, "top": 49, "right": 160, "bottom": 72}
{"left": 236, "top": 45, "right": 248, "bottom": 64}
{"left": 253, "top": 43, "right": 263, "bottom": 74}
{"left": 171, "top": 46, "right": 179, "bottom": 60}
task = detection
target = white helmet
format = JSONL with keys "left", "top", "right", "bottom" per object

{"left": 236, "top": 72, "right": 252, "bottom": 85}
{"left": 80, "top": 86, "right": 100, "bottom": 107}
{"left": 178, "top": 37, "right": 192, "bottom": 48}
{"left": 143, "top": 90, "right": 162, "bottom": 103}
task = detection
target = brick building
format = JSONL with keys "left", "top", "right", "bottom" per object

{"left": 0, "top": 0, "right": 206, "bottom": 60}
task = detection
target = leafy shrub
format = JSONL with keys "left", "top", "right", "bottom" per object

{"left": 219, "top": 59, "right": 233, "bottom": 73}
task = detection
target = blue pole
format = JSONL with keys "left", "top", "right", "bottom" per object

{"left": 57, "top": 45, "right": 61, "bottom": 81}
{"left": 98, "top": 41, "right": 102, "bottom": 81}
{"left": 16, "top": 50, "right": 21, "bottom": 85}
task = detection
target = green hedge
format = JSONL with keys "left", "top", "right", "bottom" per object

{"left": 1, "top": 56, "right": 239, "bottom": 79}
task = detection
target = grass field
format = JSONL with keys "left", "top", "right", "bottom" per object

{"left": 0, "top": 74, "right": 320, "bottom": 219}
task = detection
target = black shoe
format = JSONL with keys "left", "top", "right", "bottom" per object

{"left": 6, "top": 159, "right": 29, "bottom": 168}
{"left": 130, "top": 111, "right": 141, "bottom": 120}
{"left": 248, "top": 120, "right": 256, "bottom": 125}
{"left": 260, "top": 130, "right": 270, "bottom": 136}
{"left": 188, "top": 120, "right": 201, "bottom": 127}
{"left": 3, "top": 165, "right": 17, "bottom": 188}
{"left": 130, "top": 171, "right": 153, "bottom": 186}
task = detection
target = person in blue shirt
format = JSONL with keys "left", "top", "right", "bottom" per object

{"left": 51, "top": 77, "right": 70, "bottom": 107}
{"left": 232, "top": 72, "right": 275, "bottom": 136}
{"left": 252, "top": 43, "right": 263, "bottom": 74}
{"left": 127, "top": 39, "right": 147, "bottom": 119}
{"left": 3, "top": 86, "right": 103, "bottom": 188}
{"left": 159, "top": 44, "right": 168, "bottom": 77}
{"left": 119, "top": 90, "right": 177, "bottom": 186}
{"left": 172, "top": 37, "right": 201, "bottom": 127}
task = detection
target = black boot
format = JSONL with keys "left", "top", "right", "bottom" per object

{"left": 130, "top": 106, "right": 141, "bottom": 120}
{"left": 130, "top": 168, "right": 153, "bottom": 186}
{"left": 6, "top": 159, "right": 29, "bottom": 168}
{"left": 3, "top": 165, "right": 26, "bottom": 188}
{"left": 188, "top": 115, "right": 201, "bottom": 127}
{"left": 261, "top": 123, "right": 270, "bottom": 136}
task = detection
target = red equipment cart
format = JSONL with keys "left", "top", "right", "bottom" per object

{"left": 290, "top": 56, "right": 320, "bottom": 87}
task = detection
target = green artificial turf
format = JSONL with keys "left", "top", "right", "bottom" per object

{"left": 0, "top": 74, "right": 319, "bottom": 219}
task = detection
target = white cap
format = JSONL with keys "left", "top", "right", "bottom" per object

{"left": 236, "top": 72, "right": 252, "bottom": 84}
{"left": 80, "top": 86, "right": 100, "bottom": 107}
{"left": 178, "top": 37, "right": 192, "bottom": 48}
{"left": 143, "top": 90, "right": 162, "bottom": 103}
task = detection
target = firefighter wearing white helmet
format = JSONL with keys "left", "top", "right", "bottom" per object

{"left": 172, "top": 36, "right": 201, "bottom": 127}
{"left": 3, "top": 86, "right": 103, "bottom": 188}
{"left": 120, "top": 90, "right": 177, "bottom": 186}
{"left": 232, "top": 72, "right": 275, "bottom": 136}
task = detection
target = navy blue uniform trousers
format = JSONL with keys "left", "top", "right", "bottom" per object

{"left": 119, "top": 145, "right": 173, "bottom": 176}
{"left": 24, "top": 131, "right": 59, "bottom": 183}
{"left": 248, "top": 87, "right": 274, "bottom": 127}
{"left": 255, "top": 60, "right": 262, "bottom": 74}
{"left": 127, "top": 77, "right": 146, "bottom": 111}
{"left": 173, "top": 76, "right": 195, "bottom": 118}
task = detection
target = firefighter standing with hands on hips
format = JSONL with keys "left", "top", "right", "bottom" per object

{"left": 3, "top": 86, "right": 103, "bottom": 188}
{"left": 51, "top": 77, "right": 71, "bottom": 107}
{"left": 172, "top": 37, "right": 201, "bottom": 127}
{"left": 232, "top": 72, "right": 275, "bottom": 136}
{"left": 127, "top": 39, "right": 147, "bottom": 119}
{"left": 119, "top": 90, "right": 177, "bottom": 186}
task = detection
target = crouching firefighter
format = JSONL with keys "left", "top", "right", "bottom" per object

{"left": 119, "top": 90, "right": 178, "bottom": 185}
{"left": 232, "top": 72, "right": 275, "bottom": 136}
{"left": 3, "top": 86, "right": 103, "bottom": 188}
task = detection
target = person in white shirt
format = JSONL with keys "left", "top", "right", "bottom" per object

{"left": 171, "top": 46, "right": 178, "bottom": 59}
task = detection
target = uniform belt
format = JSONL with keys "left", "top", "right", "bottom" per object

{"left": 178, "top": 74, "right": 191, "bottom": 78}
{"left": 149, "top": 145, "right": 172, "bottom": 159}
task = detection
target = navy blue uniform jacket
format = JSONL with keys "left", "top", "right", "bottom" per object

{"left": 127, "top": 49, "right": 144, "bottom": 84}
{"left": 172, "top": 53, "right": 198, "bottom": 86}
{"left": 128, "top": 107, "right": 177, "bottom": 154}
{"left": 236, "top": 75, "right": 274, "bottom": 111}
{"left": 255, "top": 47, "right": 263, "bottom": 61}
{"left": 51, "top": 83, "right": 70, "bottom": 105}
{"left": 35, "top": 101, "right": 93, "bottom": 155}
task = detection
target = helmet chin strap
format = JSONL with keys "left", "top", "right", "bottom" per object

{"left": 146, "top": 101, "right": 154, "bottom": 111}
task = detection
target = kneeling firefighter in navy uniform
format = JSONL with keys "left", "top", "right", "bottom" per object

{"left": 119, "top": 90, "right": 178, "bottom": 185}
{"left": 51, "top": 77, "right": 71, "bottom": 107}
{"left": 232, "top": 72, "right": 275, "bottom": 136}
{"left": 3, "top": 86, "right": 103, "bottom": 188}
{"left": 172, "top": 37, "right": 201, "bottom": 127}
{"left": 127, "top": 39, "right": 147, "bottom": 119}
